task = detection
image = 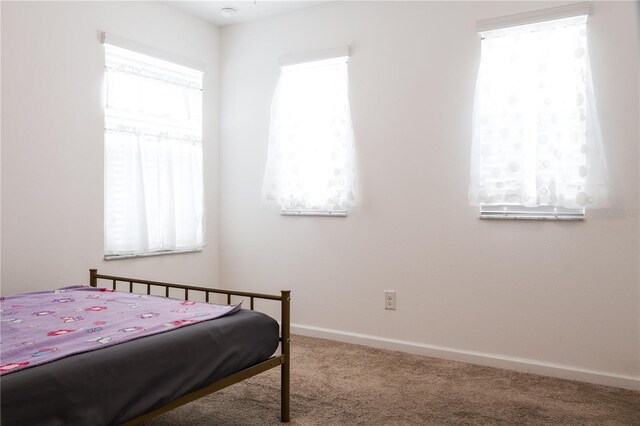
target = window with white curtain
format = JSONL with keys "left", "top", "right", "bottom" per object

{"left": 262, "top": 52, "right": 356, "bottom": 216}
{"left": 469, "top": 8, "right": 609, "bottom": 219}
{"left": 104, "top": 41, "right": 203, "bottom": 258}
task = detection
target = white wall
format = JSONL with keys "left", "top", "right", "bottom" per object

{"left": 1, "top": 1, "right": 220, "bottom": 294}
{"left": 219, "top": 1, "right": 639, "bottom": 388}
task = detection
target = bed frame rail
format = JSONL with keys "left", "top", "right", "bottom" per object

{"left": 89, "top": 269, "right": 291, "bottom": 424}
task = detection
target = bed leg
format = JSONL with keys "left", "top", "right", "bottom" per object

{"left": 281, "top": 290, "right": 291, "bottom": 422}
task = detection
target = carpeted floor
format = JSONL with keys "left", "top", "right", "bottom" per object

{"left": 144, "top": 335, "right": 640, "bottom": 425}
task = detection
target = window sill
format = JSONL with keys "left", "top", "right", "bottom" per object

{"left": 104, "top": 248, "right": 202, "bottom": 261}
{"left": 280, "top": 209, "right": 347, "bottom": 217}
{"left": 479, "top": 205, "right": 584, "bottom": 221}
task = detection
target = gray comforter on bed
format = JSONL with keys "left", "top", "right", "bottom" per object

{"left": 0, "top": 309, "right": 279, "bottom": 425}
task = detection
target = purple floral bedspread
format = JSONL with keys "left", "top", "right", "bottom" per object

{"left": 0, "top": 286, "right": 241, "bottom": 375}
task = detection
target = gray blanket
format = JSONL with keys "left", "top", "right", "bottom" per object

{"left": 0, "top": 309, "right": 279, "bottom": 425}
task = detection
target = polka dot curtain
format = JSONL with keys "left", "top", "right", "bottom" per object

{"left": 262, "top": 56, "right": 356, "bottom": 212}
{"left": 469, "top": 16, "right": 609, "bottom": 209}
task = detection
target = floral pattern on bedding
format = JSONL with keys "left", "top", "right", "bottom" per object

{"left": 0, "top": 286, "right": 241, "bottom": 375}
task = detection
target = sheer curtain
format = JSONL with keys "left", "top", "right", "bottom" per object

{"left": 469, "top": 16, "right": 609, "bottom": 209}
{"left": 262, "top": 56, "right": 356, "bottom": 212}
{"left": 104, "top": 44, "right": 203, "bottom": 256}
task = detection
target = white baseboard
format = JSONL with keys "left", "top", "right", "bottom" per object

{"left": 291, "top": 323, "right": 640, "bottom": 391}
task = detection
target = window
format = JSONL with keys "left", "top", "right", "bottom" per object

{"left": 469, "top": 7, "right": 609, "bottom": 219}
{"left": 104, "top": 39, "right": 203, "bottom": 258}
{"left": 262, "top": 49, "right": 356, "bottom": 216}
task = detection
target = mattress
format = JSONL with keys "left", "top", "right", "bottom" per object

{"left": 0, "top": 308, "right": 279, "bottom": 425}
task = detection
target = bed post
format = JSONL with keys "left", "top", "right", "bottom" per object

{"left": 90, "top": 269, "right": 98, "bottom": 288}
{"left": 281, "top": 290, "right": 291, "bottom": 422}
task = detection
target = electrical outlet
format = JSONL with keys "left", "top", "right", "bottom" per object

{"left": 384, "top": 290, "right": 396, "bottom": 310}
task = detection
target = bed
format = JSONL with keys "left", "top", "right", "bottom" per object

{"left": 0, "top": 269, "right": 291, "bottom": 425}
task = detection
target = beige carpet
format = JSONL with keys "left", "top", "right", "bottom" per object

{"left": 144, "top": 335, "right": 639, "bottom": 425}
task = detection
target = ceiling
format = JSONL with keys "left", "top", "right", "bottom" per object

{"left": 164, "top": 1, "right": 328, "bottom": 27}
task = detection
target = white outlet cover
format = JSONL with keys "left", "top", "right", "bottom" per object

{"left": 384, "top": 290, "right": 396, "bottom": 310}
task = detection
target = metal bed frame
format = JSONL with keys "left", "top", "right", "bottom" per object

{"left": 89, "top": 269, "right": 291, "bottom": 424}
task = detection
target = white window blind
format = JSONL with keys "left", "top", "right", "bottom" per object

{"left": 262, "top": 52, "right": 356, "bottom": 214}
{"left": 104, "top": 42, "right": 204, "bottom": 257}
{"left": 469, "top": 11, "right": 609, "bottom": 216}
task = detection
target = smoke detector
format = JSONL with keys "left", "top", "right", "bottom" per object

{"left": 220, "top": 7, "right": 238, "bottom": 18}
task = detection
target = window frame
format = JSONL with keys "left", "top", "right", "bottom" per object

{"left": 472, "top": 5, "right": 598, "bottom": 221}
{"left": 102, "top": 34, "right": 205, "bottom": 259}
{"left": 263, "top": 47, "right": 356, "bottom": 217}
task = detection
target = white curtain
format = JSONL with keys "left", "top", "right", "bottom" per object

{"left": 104, "top": 44, "right": 203, "bottom": 256}
{"left": 262, "top": 56, "right": 356, "bottom": 212}
{"left": 469, "top": 16, "right": 609, "bottom": 208}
